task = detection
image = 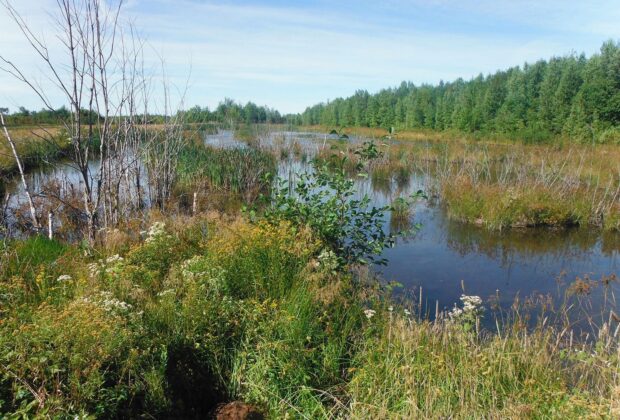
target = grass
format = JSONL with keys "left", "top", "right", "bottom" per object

{"left": 1, "top": 215, "right": 618, "bottom": 418}
{"left": 0, "top": 126, "right": 70, "bottom": 176}
{"left": 316, "top": 136, "right": 620, "bottom": 231}
{"left": 176, "top": 138, "right": 275, "bottom": 200}
{"left": 299, "top": 124, "right": 620, "bottom": 146}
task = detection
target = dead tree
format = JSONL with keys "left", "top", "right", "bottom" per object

{"left": 0, "top": 111, "right": 40, "bottom": 230}
{"left": 1, "top": 0, "right": 189, "bottom": 239}
{"left": 0, "top": 0, "right": 143, "bottom": 242}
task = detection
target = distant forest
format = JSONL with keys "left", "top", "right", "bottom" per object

{"left": 0, "top": 99, "right": 288, "bottom": 126}
{"left": 4, "top": 41, "right": 619, "bottom": 143}
{"left": 298, "top": 41, "right": 620, "bottom": 143}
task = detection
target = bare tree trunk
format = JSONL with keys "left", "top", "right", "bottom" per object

{"left": 0, "top": 112, "right": 40, "bottom": 230}
{"left": 47, "top": 211, "right": 54, "bottom": 240}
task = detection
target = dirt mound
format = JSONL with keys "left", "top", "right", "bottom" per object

{"left": 215, "top": 401, "right": 264, "bottom": 420}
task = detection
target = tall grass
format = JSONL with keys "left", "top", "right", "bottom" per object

{"left": 317, "top": 138, "right": 620, "bottom": 231}
{"left": 176, "top": 140, "right": 275, "bottom": 193}
{"left": 0, "top": 126, "right": 70, "bottom": 176}
{"left": 347, "top": 313, "right": 619, "bottom": 418}
{"left": 1, "top": 216, "right": 618, "bottom": 417}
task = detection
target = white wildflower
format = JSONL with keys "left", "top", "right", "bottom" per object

{"left": 56, "top": 274, "right": 72, "bottom": 282}
{"left": 448, "top": 295, "right": 484, "bottom": 323}
{"left": 106, "top": 254, "right": 124, "bottom": 264}
{"left": 364, "top": 309, "right": 376, "bottom": 319}
{"left": 317, "top": 249, "right": 339, "bottom": 272}
{"left": 448, "top": 306, "right": 463, "bottom": 319}
{"left": 388, "top": 305, "right": 394, "bottom": 312}
{"left": 145, "top": 221, "right": 167, "bottom": 242}
{"left": 157, "top": 289, "right": 175, "bottom": 297}
{"left": 79, "top": 291, "right": 132, "bottom": 313}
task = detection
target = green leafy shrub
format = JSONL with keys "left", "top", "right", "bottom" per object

{"left": 265, "top": 141, "right": 398, "bottom": 265}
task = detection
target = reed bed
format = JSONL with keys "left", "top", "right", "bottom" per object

{"left": 176, "top": 139, "right": 276, "bottom": 202}
{"left": 318, "top": 138, "right": 620, "bottom": 231}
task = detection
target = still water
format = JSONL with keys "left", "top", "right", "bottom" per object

{"left": 4, "top": 129, "right": 619, "bottom": 322}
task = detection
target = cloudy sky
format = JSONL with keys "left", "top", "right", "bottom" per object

{"left": 1, "top": 0, "right": 619, "bottom": 113}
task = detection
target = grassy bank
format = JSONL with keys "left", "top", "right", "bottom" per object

{"left": 1, "top": 215, "right": 618, "bottom": 418}
{"left": 314, "top": 130, "right": 620, "bottom": 231}
{"left": 298, "top": 124, "right": 581, "bottom": 145}
{"left": 0, "top": 126, "right": 70, "bottom": 176}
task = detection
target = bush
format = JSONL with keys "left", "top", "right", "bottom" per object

{"left": 265, "top": 140, "right": 398, "bottom": 265}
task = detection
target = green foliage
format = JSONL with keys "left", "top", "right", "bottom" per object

{"left": 301, "top": 41, "right": 620, "bottom": 143}
{"left": 1, "top": 218, "right": 618, "bottom": 417}
{"left": 176, "top": 141, "right": 275, "bottom": 196}
{"left": 265, "top": 141, "right": 397, "bottom": 265}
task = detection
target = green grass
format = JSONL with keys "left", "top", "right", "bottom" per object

{"left": 0, "top": 218, "right": 618, "bottom": 418}
{"left": 176, "top": 140, "right": 275, "bottom": 195}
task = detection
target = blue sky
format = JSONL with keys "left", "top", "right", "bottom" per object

{"left": 1, "top": 0, "right": 619, "bottom": 113}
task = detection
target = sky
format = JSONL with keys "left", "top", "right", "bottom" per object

{"left": 1, "top": 0, "right": 619, "bottom": 114}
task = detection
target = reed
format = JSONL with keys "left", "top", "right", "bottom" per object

{"left": 316, "top": 137, "right": 620, "bottom": 231}
{"left": 175, "top": 139, "right": 276, "bottom": 202}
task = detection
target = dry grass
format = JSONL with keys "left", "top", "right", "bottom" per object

{"left": 317, "top": 134, "right": 620, "bottom": 230}
{"left": 0, "top": 126, "right": 67, "bottom": 175}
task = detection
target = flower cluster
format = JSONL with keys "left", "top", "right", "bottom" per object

{"left": 461, "top": 295, "right": 482, "bottom": 311}
{"left": 448, "top": 294, "right": 484, "bottom": 324}
{"left": 317, "top": 248, "right": 339, "bottom": 272}
{"left": 156, "top": 289, "right": 175, "bottom": 298}
{"left": 87, "top": 254, "right": 125, "bottom": 278}
{"left": 180, "top": 256, "right": 228, "bottom": 293}
{"left": 81, "top": 291, "right": 132, "bottom": 313}
{"left": 142, "top": 221, "right": 167, "bottom": 243}
{"left": 364, "top": 309, "right": 376, "bottom": 319}
{"left": 56, "top": 274, "right": 72, "bottom": 282}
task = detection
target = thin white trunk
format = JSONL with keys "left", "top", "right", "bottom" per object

{"left": 47, "top": 211, "right": 53, "bottom": 240}
{"left": 0, "top": 113, "right": 39, "bottom": 230}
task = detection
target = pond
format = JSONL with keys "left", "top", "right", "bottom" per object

{"left": 262, "top": 130, "right": 620, "bottom": 327}
{"left": 3, "top": 128, "right": 619, "bottom": 327}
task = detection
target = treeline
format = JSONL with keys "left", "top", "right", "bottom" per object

{"left": 182, "top": 98, "right": 288, "bottom": 125}
{"left": 1, "top": 106, "right": 74, "bottom": 126}
{"left": 2, "top": 99, "right": 290, "bottom": 127}
{"left": 299, "top": 41, "right": 620, "bottom": 143}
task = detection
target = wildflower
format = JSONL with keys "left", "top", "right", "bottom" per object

{"left": 157, "top": 289, "right": 175, "bottom": 297}
{"left": 448, "top": 295, "right": 484, "bottom": 323}
{"left": 459, "top": 295, "right": 484, "bottom": 314}
{"left": 388, "top": 305, "right": 394, "bottom": 312}
{"left": 145, "top": 221, "right": 167, "bottom": 242}
{"left": 404, "top": 309, "right": 411, "bottom": 317}
{"left": 56, "top": 274, "right": 72, "bottom": 282}
{"left": 448, "top": 306, "right": 463, "bottom": 319}
{"left": 87, "top": 262, "right": 100, "bottom": 278}
{"left": 106, "top": 254, "right": 124, "bottom": 264}
{"left": 364, "top": 309, "right": 376, "bottom": 319}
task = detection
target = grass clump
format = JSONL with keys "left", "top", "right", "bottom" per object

{"left": 0, "top": 126, "right": 70, "bottom": 176}
{"left": 176, "top": 139, "right": 275, "bottom": 203}
{"left": 347, "top": 315, "right": 618, "bottom": 418}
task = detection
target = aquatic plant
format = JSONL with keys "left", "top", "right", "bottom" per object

{"left": 176, "top": 140, "right": 276, "bottom": 202}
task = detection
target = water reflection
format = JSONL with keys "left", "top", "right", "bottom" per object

{"left": 3, "top": 129, "right": 619, "bottom": 319}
